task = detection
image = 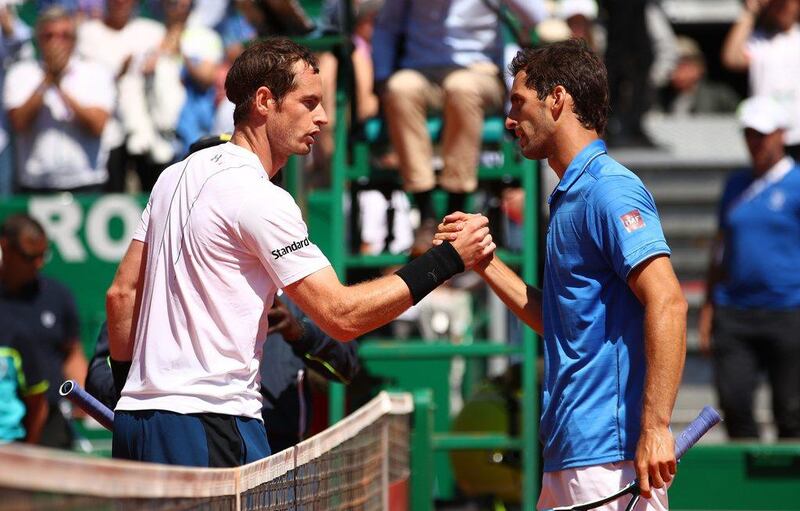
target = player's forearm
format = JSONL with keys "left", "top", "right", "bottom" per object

{"left": 325, "top": 275, "right": 413, "bottom": 341}
{"left": 641, "top": 292, "right": 687, "bottom": 428}
{"left": 106, "top": 241, "right": 146, "bottom": 361}
{"left": 106, "top": 287, "right": 137, "bottom": 360}
{"left": 479, "top": 256, "right": 544, "bottom": 335}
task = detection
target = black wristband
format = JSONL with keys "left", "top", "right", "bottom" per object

{"left": 109, "top": 358, "right": 132, "bottom": 396}
{"left": 395, "top": 241, "right": 465, "bottom": 304}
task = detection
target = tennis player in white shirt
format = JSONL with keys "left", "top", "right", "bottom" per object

{"left": 105, "top": 37, "right": 495, "bottom": 467}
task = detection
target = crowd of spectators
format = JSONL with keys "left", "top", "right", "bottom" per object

{"left": 1, "top": 0, "right": 799, "bottom": 447}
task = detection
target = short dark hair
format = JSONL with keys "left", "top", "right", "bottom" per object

{"left": 225, "top": 37, "right": 319, "bottom": 126}
{"left": 509, "top": 39, "right": 609, "bottom": 135}
{"left": 0, "top": 214, "right": 46, "bottom": 242}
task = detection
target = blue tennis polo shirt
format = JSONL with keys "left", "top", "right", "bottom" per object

{"left": 541, "top": 139, "right": 671, "bottom": 472}
{"left": 714, "top": 160, "right": 800, "bottom": 308}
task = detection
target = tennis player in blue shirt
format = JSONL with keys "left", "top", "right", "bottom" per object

{"left": 437, "top": 40, "right": 687, "bottom": 509}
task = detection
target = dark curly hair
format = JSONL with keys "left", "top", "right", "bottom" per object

{"left": 509, "top": 39, "right": 610, "bottom": 135}
{"left": 225, "top": 37, "right": 319, "bottom": 126}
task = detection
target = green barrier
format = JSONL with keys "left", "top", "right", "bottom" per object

{"left": 671, "top": 444, "right": 800, "bottom": 510}
{"left": 0, "top": 193, "right": 147, "bottom": 353}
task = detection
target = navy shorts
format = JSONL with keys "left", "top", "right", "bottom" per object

{"left": 112, "top": 409, "right": 271, "bottom": 467}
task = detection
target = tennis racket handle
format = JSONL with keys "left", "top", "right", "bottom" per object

{"left": 59, "top": 380, "right": 115, "bottom": 432}
{"left": 674, "top": 405, "right": 721, "bottom": 459}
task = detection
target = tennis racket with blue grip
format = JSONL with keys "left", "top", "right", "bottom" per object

{"left": 546, "top": 406, "right": 722, "bottom": 511}
{"left": 59, "top": 379, "right": 115, "bottom": 431}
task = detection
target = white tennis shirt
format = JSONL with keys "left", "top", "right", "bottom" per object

{"left": 116, "top": 142, "right": 331, "bottom": 419}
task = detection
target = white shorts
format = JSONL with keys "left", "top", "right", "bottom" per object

{"left": 537, "top": 461, "right": 670, "bottom": 510}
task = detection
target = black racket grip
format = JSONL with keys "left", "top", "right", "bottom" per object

{"left": 59, "top": 379, "right": 115, "bottom": 432}
{"left": 674, "top": 406, "right": 721, "bottom": 459}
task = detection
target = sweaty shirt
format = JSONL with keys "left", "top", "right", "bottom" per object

{"left": 542, "top": 140, "right": 671, "bottom": 472}
{"left": 117, "top": 143, "right": 330, "bottom": 419}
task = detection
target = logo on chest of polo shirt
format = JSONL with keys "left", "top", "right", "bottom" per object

{"left": 272, "top": 237, "right": 311, "bottom": 260}
{"left": 769, "top": 190, "right": 786, "bottom": 211}
{"left": 620, "top": 209, "right": 646, "bottom": 233}
{"left": 41, "top": 311, "right": 56, "bottom": 329}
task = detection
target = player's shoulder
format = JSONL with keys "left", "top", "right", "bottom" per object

{"left": 584, "top": 155, "right": 649, "bottom": 205}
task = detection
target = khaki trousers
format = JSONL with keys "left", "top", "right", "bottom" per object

{"left": 382, "top": 62, "right": 504, "bottom": 194}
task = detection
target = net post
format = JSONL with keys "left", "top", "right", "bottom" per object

{"left": 382, "top": 416, "right": 391, "bottom": 510}
{"left": 411, "top": 389, "right": 435, "bottom": 511}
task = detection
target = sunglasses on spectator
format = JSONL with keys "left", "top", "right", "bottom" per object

{"left": 40, "top": 31, "right": 75, "bottom": 41}
{"left": 9, "top": 242, "right": 50, "bottom": 263}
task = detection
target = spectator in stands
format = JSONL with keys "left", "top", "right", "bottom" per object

{"left": 37, "top": 0, "right": 105, "bottom": 19}
{"left": 558, "top": 0, "right": 604, "bottom": 53}
{"left": 604, "top": 0, "right": 677, "bottom": 148}
{"left": 213, "top": 1, "right": 256, "bottom": 107}
{"left": 0, "top": 242, "right": 48, "bottom": 444}
{"left": 87, "top": 296, "right": 359, "bottom": 453}
{"left": 722, "top": 0, "right": 800, "bottom": 159}
{"left": 0, "top": 214, "right": 88, "bottom": 448}
{"left": 3, "top": 6, "right": 114, "bottom": 193}
{"left": 372, "top": 0, "right": 544, "bottom": 256}
{"left": 76, "top": 0, "right": 166, "bottom": 191}
{"left": 0, "top": 4, "right": 33, "bottom": 197}
{"left": 166, "top": 0, "right": 224, "bottom": 159}
{"left": 699, "top": 96, "right": 800, "bottom": 439}
{"left": 658, "top": 36, "right": 740, "bottom": 115}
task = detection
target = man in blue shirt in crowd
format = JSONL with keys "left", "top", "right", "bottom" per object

{"left": 699, "top": 96, "right": 800, "bottom": 439}
{"left": 437, "top": 40, "right": 687, "bottom": 509}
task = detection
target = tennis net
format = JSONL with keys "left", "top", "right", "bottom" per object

{"left": 0, "top": 391, "right": 413, "bottom": 511}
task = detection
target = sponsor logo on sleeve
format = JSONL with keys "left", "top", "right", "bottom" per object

{"left": 620, "top": 209, "right": 646, "bottom": 233}
{"left": 272, "top": 237, "right": 311, "bottom": 260}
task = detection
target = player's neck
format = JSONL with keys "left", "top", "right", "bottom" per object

{"left": 548, "top": 128, "right": 600, "bottom": 178}
{"left": 231, "top": 128, "right": 280, "bottom": 179}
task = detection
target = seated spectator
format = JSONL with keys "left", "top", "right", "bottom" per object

{"left": 722, "top": 0, "right": 800, "bottom": 159}
{"left": 37, "top": 0, "right": 105, "bottom": 19}
{"left": 658, "top": 36, "right": 740, "bottom": 115}
{"left": 168, "top": 0, "right": 224, "bottom": 158}
{"left": 0, "top": 4, "right": 33, "bottom": 197}
{"left": 372, "top": 0, "right": 542, "bottom": 255}
{"left": 604, "top": 0, "right": 677, "bottom": 148}
{"left": 0, "top": 214, "right": 88, "bottom": 449}
{"left": 213, "top": 1, "right": 256, "bottom": 106}
{"left": 136, "top": 0, "right": 223, "bottom": 162}
{"left": 558, "top": 0, "right": 604, "bottom": 53}
{"left": 4, "top": 6, "right": 114, "bottom": 193}
{"left": 76, "top": 0, "right": 166, "bottom": 191}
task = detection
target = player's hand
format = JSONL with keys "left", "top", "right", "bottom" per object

{"left": 635, "top": 424, "right": 676, "bottom": 499}
{"left": 432, "top": 211, "right": 474, "bottom": 246}
{"left": 697, "top": 302, "right": 714, "bottom": 357}
{"left": 446, "top": 213, "right": 495, "bottom": 271}
{"left": 268, "top": 297, "right": 304, "bottom": 342}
